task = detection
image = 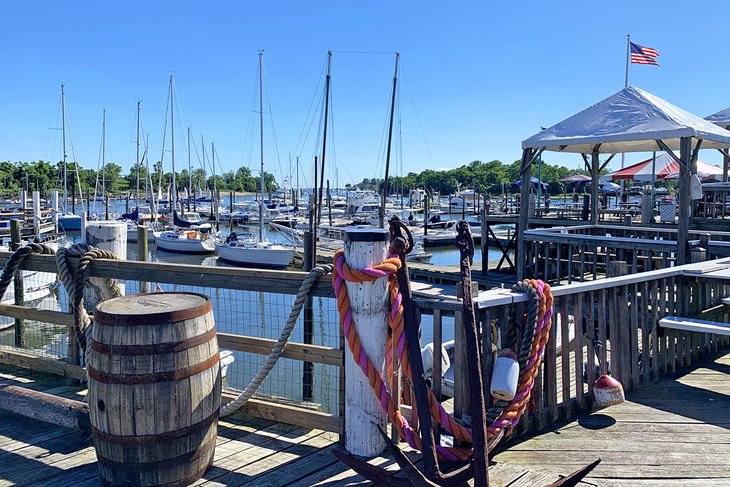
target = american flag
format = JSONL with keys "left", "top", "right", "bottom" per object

{"left": 630, "top": 42, "right": 659, "bottom": 66}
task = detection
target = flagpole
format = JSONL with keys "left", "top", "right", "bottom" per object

{"left": 620, "top": 34, "right": 631, "bottom": 199}
{"left": 624, "top": 34, "right": 631, "bottom": 88}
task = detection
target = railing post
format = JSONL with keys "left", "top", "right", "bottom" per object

{"left": 302, "top": 230, "right": 314, "bottom": 402}
{"left": 343, "top": 227, "right": 389, "bottom": 457}
{"left": 480, "top": 201, "right": 488, "bottom": 275}
{"left": 137, "top": 225, "right": 149, "bottom": 293}
{"left": 10, "top": 220, "right": 24, "bottom": 348}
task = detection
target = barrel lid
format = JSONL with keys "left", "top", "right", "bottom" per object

{"left": 94, "top": 292, "right": 211, "bottom": 326}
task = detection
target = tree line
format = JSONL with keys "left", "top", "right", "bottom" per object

{"left": 0, "top": 160, "right": 279, "bottom": 197}
{"left": 356, "top": 159, "right": 585, "bottom": 196}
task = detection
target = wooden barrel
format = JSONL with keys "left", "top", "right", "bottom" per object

{"left": 87, "top": 292, "right": 220, "bottom": 487}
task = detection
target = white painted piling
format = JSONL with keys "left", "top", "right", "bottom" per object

{"left": 32, "top": 191, "right": 41, "bottom": 237}
{"left": 80, "top": 212, "right": 87, "bottom": 243}
{"left": 85, "top": 221, "right": 127, "bottom": 307}
{"left": 51, "top": 191, "right": 59, "bottom": 233}
{"left": 343, "top": 227, "right": 390, "bottom": 457}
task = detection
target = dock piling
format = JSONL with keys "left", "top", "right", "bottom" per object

{"left": 137, "top": 224, "right": 149, "bottom": 293}
{"left": 32, "top": 191, "right": 41, "bottom": 237}
{"left": 10, "top": 220, "right": 24, "bottom": 348}
{"left": 343, "top": 227, "right": 390, "bottom": 457}
{"left": 51, "top": 191, "right": 59, "bottom": 234}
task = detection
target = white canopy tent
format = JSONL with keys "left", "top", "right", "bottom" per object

{"left": 517, "top": 86, "right": 730, "bottom": 278}
{"left": 705, "top": 108, "right": 730, "bottom": 182}
{"left": 705, "top": 107, "right": 730, "bottom": 128}
{"left": 522, "top": 87, "right": 730, "bottom": 153}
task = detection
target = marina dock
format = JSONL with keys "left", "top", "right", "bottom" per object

{"left": 2, "top": 348, "right": 729, "bottom": 486}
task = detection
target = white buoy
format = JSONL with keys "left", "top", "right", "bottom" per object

{"left": 490, "top": 349, "right": 519, "bottom": 401}
{"left": 85, "top": 221, "right": 127, "bottom": 308}
{"left": 343, "top": 227, "right": 389, "bottom": 457}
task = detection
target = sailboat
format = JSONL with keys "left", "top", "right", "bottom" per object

{"left": 215, "top": 52, "right": 294, "bottom": 268}
{"left": 154, "top": 76, "right": 215, "bottom": 254}
{"left": 56, "top": 84, "right": 82, "bottom": 231}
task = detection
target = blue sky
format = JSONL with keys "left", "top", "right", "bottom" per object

{"left": 2, "top": 1, "right": 729, "bottom": 188}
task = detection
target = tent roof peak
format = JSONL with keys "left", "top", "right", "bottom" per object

{"left": 522, "top": 86, "right": 730, "bottom": 154}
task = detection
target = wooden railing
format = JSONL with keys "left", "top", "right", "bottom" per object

{"left": 0, "top": 252, "right": 343, "bottom": 434}
{"left": 694, "top": 183, "right": 730, "bottom": 226}
{"left": 523, "top": 224, "right": 730, "bottom": 284}
{"left": 419, "top": 256, "right": 730, "bottom": 436}
{"left": 1, "top": 251, "right": 729, "bottom": 444}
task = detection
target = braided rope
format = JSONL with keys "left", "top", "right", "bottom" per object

{"left": 220, "top": 263, "right": 334, "bottom": 417}
{"left": 332, "top": 248, "right": 554, "bottom": 461}
{"left": 56, "top": 243, "right": 122, "bottom": 367}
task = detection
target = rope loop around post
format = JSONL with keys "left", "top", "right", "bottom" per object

{"left": 333, "top": 243, "right": 555, "bottom": 462}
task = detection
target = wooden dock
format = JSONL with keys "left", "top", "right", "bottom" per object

{"left": 0, "top": 364, "right": 567, "bottom": 487}
{"left": 1, "top": 349, "right": 729, "bottom": 486}
{"left": 492, "top": 350, "right": 730, "bottom": 486}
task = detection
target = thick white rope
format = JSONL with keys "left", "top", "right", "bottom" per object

{"left": 220, "top": 263, "right": 333, "bottom": 417}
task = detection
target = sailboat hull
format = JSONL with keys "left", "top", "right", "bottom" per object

{"left": 58, "top": 214, "right": 82, "bottom": 231}
{"left": 215, "top": 242, "right": 294, "bottom": 268}
{"left": 154, "top": 231, "right": 215, "bottom": 254}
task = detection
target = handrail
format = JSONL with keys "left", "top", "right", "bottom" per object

{"left": 474, "top": 256, "right": 730, "bottom": 309}
{"left": 0, "top": 251, "right": 336, "bottom": 298}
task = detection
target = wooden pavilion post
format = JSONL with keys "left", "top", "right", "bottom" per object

{"left": 517, "top": 147, "right": 534, "bottom": 281}
{"left": 590, "top": 148, "right": 600, "bottom": 225}
{"left": 677, "top": 136, "right": 693, "bottom": 267}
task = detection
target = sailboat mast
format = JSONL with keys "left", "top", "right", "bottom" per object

{"left": 60, "top": 84, "right": 68, "bottom": 213}
{"left": 212, "top": 142, "right": 217, "bottom": 223}
{"left": 258, "top": 51, "right": 265, "bottom": 242}
{"left": 380, "top": 52, "right": 399, "bottom": 228}
{"left": 136, "top": 100, "right": 141, "bottom": 208}
{"left": 200, "top": 134, "right": 206, "bottom": 197}
{"left": 317, "top": 50, "right": 331, "bottom": 228}
{"left": 296, "top": 156, "right": 300, "bottom": 202}
{"left": 170, "top": 75, "right": 177, "bottom": 215}
{"left": 102, "top": 108, "right": 106, "bottom": 198}
{"left": 187, "top": 127, "right": 192, "bottom": 212}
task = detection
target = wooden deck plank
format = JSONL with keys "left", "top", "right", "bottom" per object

{"left": 199, "top": 431, "right": 334, "bottom": 486}
{"left": 3, "top": 350, "right": 730, "bottom": 486}
{"left": 493, "top": 351, "right": 730, "bottom": 485}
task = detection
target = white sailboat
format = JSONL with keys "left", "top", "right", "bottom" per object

{"left": 215, "top": 52, "right": 294, "bottom": 268}
{"left": 154, "top": 75, "right": 215, "bottom": 254}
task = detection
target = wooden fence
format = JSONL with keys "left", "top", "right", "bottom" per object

{"left": 523, "top": 224, "right": 730, "bottom": 284}
{"left": 0, "top": 251, "right": 728, "bottom": 444}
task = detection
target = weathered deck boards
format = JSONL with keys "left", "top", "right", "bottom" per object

{"left": 0, "top": 365, "right": 561, "bottom": 486}
{"left": 493, "top": 351, "right": 730, "bottom": 486}
{"left": 4, "top": 352, "right": 730, "bottom": 486}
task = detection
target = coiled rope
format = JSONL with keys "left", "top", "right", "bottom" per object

{"left": 220, "top": 263, "right": 334, "bottom": 417}
{"left": 333, "top": 248, "right": 554, "bottom": 461}
{"left": 56, "top": 244, "right": 122, "bottom": 366}
{"left": 0, "top": 242, "right": 123, "bottom": 369}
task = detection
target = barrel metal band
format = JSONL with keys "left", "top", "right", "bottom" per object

{"left": 92, "top": 409, "right": 219, "bottom": 445}
{"left": 87, "top": 353, "right": 220, "bottom": 384}
{"left": 91, "top": 328, "right": 217, "bottom": 356}
{"left": 96, "top": 433, "right": 216, "bottom": 472}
